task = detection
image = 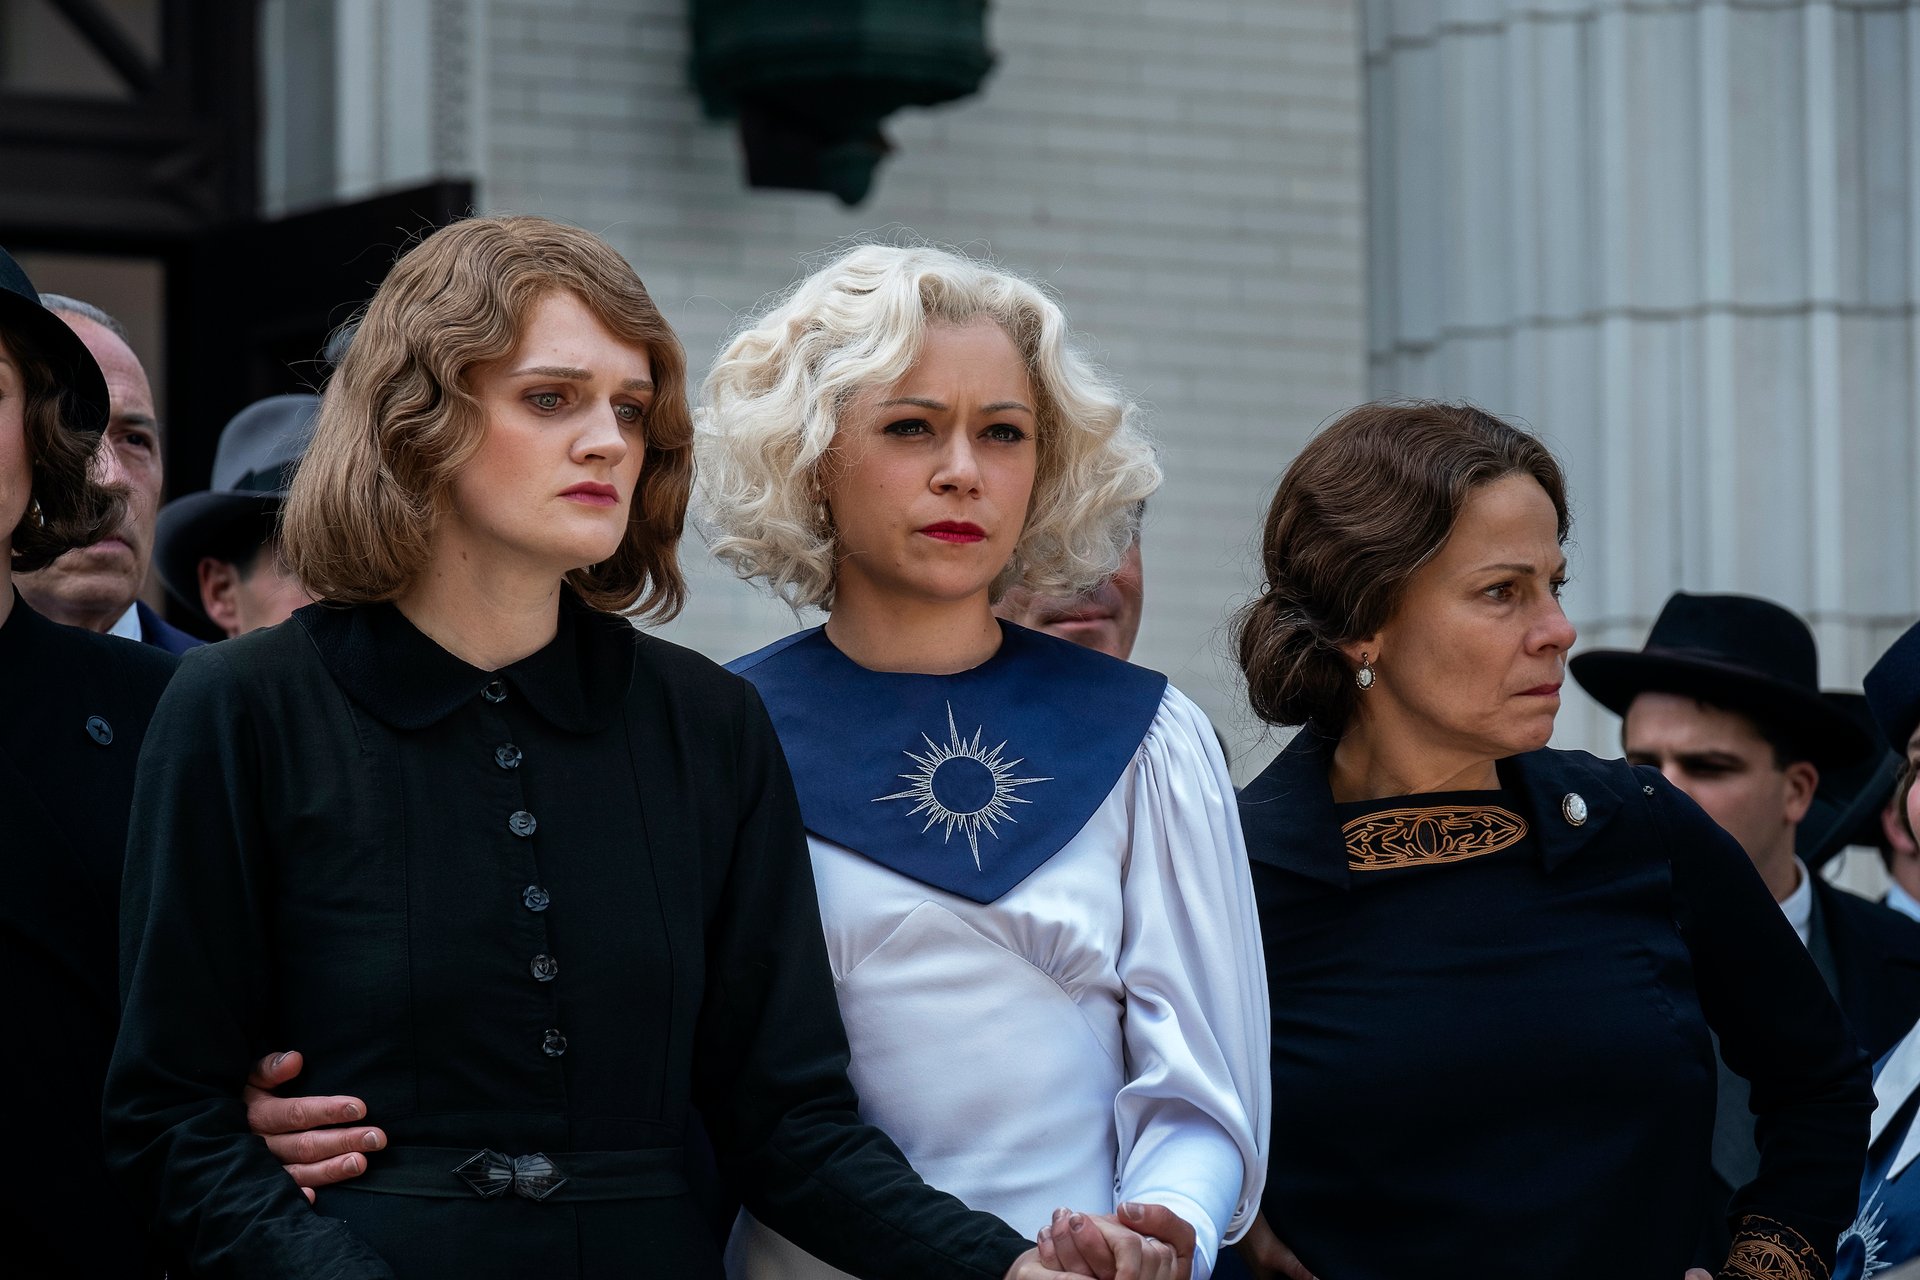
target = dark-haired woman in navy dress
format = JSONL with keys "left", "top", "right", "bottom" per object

{"left": 1225, "top": 401, "right": 1872, "bottom": 1280}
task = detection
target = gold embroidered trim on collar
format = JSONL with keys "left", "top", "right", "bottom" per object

{"left": 1341, "top": 805, "right": 1529, "bottom": 872}
{"left": 1720, "top": 1214, "right": 1829, "bottom": 1280}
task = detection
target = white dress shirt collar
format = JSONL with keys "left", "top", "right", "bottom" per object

{"left": 1781, "top": 857, "right": 1814, "bottom": 948}
{"left": 1888, "top": 879, "right": 1920, "bottom": 925}
{"left": 107, "top": 602, "right": 142, "bottom": 642}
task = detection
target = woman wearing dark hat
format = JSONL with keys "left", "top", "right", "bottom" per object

{"left": 0, "top": 244, "right": 178, "bottom": 1274}
{"left": 1831, "top": 623, "right": 1920, "bottom": 1278}
{"left": 1227, "top": 401, "right": 1872, "bottom": 1280}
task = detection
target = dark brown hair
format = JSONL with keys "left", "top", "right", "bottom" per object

{"left": 1234, "top": 400, "right": 1570, "bottom": 733}
{"left": 282, "top": 215, "right": 694, "bottom": 620}
{"left": 5, "top": 327, "right": 123, "bottom": 572}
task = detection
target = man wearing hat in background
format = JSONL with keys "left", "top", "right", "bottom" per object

{"left": 154, "top": 393, "right": 318, "bottom": 638}
{"left": 1571, "top": 591, "right": 1920, "bottom": 1267}
{"left": 13, "top": 295, "right": 197, "bottom": 654}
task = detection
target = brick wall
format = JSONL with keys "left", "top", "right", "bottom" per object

{"left": 479, "top": 0, "right": 1366, "bottom": 769}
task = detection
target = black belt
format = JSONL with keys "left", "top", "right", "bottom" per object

{"left": 348, "top": 1145, "right": 688, "bottom": 1204}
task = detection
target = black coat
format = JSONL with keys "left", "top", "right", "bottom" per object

{"left": 104, "top": 596, "right": 1029, "bottom": 1280}
{"left": 1236, "top": 730, "right": 1872, "bottom": 1280}
{"left": 1818, "top": 877, "right": 1920, "bottom": 1059}
{"left": 1695, "top": 875, "right": 1920, "bottom": 1265}
{"left": 0, "top": 593, "right": 175, "bottom": 1277}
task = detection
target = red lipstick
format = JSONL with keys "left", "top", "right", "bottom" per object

{"left": 561, "top": 482, "right": 618, "bottom": 507}
{"left": 919, "top": 521, "right": 987, "bottom": 544}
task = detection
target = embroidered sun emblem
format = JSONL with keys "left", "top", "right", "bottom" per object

{"left": 873, "top": 703, "right": 1052, "bottom": 869}
{"left": 1839, "top": 1188, "right": 1888, "bottom": 1277}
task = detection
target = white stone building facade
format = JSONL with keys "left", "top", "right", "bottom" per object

{"left": 261, "top": 0, "right": 1920, "bottom": 776}
{"left": 260, "top": 0, "right": 1368, "bottom": 770}
{"left": 1364, "top": 0, "right": 1920, "bottom": 753}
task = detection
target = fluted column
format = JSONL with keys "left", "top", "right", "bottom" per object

{"left": 1364, "top": 0, "right": 1920, "bottom": 751}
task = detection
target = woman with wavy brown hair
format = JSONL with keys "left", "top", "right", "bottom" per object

{"left": 102, "top": 217, "right": 1091, "bottom": 1280}
{"left": 0, "top": 244, "right": 178, "bottom": 1276}
{"left": 1225, "top": 401, "right": 1871, "bottom": 1280}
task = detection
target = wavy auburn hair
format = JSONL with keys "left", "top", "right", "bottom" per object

{"left": 4, "top": 326, "right": 123, "bottom": 572}
{"left": 282, "top": 215, "right": 693, "bottom": 619}
{"left": 696, "top": 243, "right": 1160, "bottom": 610}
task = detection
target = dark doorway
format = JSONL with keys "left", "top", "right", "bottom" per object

{"left": 164, "top": 179, "right": 475, "bottom": 498}
{"left": 1, "top": 3, "right": 473, "bottom": 626}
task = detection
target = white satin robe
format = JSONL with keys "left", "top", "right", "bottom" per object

{"left": 725, "top": 686, "right": 1271, "bottom": 1280}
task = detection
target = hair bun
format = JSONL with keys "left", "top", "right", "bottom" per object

{"left": 1235, "top": 589, "right": 1349, "bottom": 728}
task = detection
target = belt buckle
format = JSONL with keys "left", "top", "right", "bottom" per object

{"left": 453, "top": 1149, "right": 569, "bottom": 1202}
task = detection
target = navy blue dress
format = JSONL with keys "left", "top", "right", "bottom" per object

{"left": 1235, "top": 730, "right": 1871, "bottom": 1280}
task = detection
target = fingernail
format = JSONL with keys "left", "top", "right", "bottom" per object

{"left": 362, "top": 1130, "right": 380, "bottom": 1150}
{"left": 345, "top": 1153, "right": 363, "bottom": 1174}
{"left": 1068, "top": 1214, "right": 1084, "bottom": 1231}
{"left": 271, "top": 1051, "right": 290, "bottom": 1069}
{"left": 1119, "top": 1201, "right": 1145, "bottom": 1219}
{"left": 342, "top": 1103, "right": 362, "bottom": 1121}
{"left": 1052, "top": 1208, "right": 1067, "bottom": 1222}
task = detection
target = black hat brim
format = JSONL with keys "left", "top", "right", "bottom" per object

{"left": 0, "top": 289, "right": 110, "bottom": 435}
{"left": 152, "top": 489, "right": 284, "bottom": 616}
{"left": 1569, "top": 648, "right": 1876, "bottom": 767}
{"left": 1798, "top": 749, "right": 1902, "bottom": 870}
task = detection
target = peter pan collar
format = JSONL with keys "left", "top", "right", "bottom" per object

{"left": 296, "top": 588, "right": 634, "bottom": 733}
{"left": 1238, "top": 727, "right": 1628, "bottom": 889}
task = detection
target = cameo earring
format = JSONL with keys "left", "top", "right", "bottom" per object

{"left": 1355, "top": 652, "right": 1376, "bottom": 691}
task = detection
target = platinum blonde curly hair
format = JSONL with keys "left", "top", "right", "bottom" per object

{"left": 697, "top": 243, "right": 1160, "bottom": 610}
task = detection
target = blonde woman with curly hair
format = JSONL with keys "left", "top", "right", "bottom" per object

{"left": 705, "top": 244, "right": 1271, "bottom": 1280}
{"left": 102, "top": 218, "right": 1117, "bottom": 1280}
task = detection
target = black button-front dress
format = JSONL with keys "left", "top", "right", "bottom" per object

{"left": 1236, "top": 729, "right": 1873, "bottom": 1280}
{"left": 105, "top": 593, "right": 1030, "bottom": 1279}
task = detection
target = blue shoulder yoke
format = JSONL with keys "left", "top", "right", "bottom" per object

{"left": 730, "top": 622, "right": 1169, "bottom": 903}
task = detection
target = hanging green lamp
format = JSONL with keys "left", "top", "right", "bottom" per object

{"left": 692, "top": 0, "right": 995, "bottom": 206}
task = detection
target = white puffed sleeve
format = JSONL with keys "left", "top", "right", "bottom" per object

{"left": 1112, "top": 685, "right": 1270, "bottom": 1280}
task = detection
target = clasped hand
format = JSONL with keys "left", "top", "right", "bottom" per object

{"left": 1009, "top": 1202, "right": 1194, "bottom": 1280}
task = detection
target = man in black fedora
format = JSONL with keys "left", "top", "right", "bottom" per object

{"left": 153, "top": 394, "right": 318, "bottom": 638}
{"left": 1572, "top": 591, "right": 1920, "bottom": 1265}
